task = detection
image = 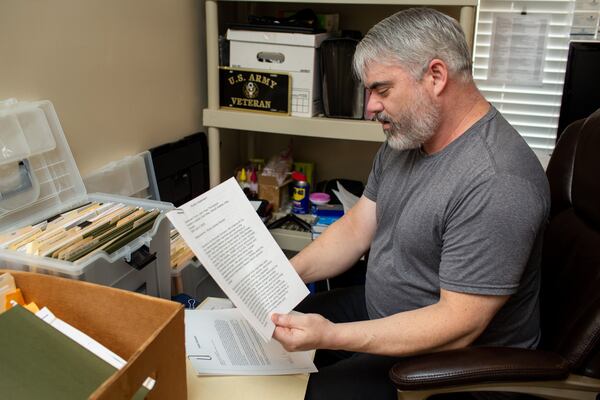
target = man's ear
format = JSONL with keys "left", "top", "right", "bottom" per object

{"left": 426, "top": 59, "right": 448, "bottom": 97}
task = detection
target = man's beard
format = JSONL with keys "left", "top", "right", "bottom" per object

{"left": 376, "top": 89, "right": 441, "bottom": 151}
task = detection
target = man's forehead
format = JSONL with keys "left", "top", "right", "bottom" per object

{"left": 363, "top": 62, "right": 409, "bottom": 87}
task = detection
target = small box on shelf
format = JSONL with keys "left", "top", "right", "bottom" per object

{"left": 258, "top": 175, "right": 292, "bottom": 211}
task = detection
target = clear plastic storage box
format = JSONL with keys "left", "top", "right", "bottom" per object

{"left": 171, "top": 260, "right": 225, "bottom": 301}
{"left": 0, "top": 99, "right": 173, "bottom": 298}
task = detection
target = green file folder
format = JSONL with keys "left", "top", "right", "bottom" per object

{"left": 0, "top": 305, "right": 148, "bottom": 399}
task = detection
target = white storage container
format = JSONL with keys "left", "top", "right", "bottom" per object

{"left": 227, "top": 30, "right": 331, "bottom": 117}
{"left": 171, "top": 260, "right": 225, "bottom": 301}
{"left": 0, "top": 99, "right": 173, "bottom": 298}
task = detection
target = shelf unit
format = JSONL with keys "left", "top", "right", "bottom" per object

{"left": 203, "top": 0, "right": 477, "bottom": 187}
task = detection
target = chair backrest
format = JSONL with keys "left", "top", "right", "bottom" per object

{"left": 540, "top": 108, "right": 600, "bottom": 378}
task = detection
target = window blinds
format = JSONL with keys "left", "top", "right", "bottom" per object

{"left": 473, "top": 0, "right": 577, "bottom": 161}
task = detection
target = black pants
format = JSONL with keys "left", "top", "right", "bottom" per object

{"left": 295, "top": 286, "right": 528, "bottom": 400}
{"left": 295, "top": 286, "right": 400, "bottom": 400}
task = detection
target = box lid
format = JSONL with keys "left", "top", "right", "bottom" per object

{"left": 0, "top": 99, "right": 86, "bottom": 231}
{"left": 226, "top": 29, "right": 330, "bottom": 48}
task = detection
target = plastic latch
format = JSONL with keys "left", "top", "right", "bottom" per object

{"left": 0, "top": 161, "right": 33, "bottom": 201}
{"left": 126, "top": 245, "right": 157, "bottom": 271}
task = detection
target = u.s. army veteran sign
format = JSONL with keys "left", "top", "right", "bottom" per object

{"left": 219, "top": 67, "right": 291, "bottom": 114}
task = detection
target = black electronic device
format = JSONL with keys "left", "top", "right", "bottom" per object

{"left": 149, "top": 132, "right": 209, "bottom": 207}
{"left": 228, "top": 8, "right": 323, "bottom": 34}
{"left": 557, "top": 41, "right": 600, "bottom": 139}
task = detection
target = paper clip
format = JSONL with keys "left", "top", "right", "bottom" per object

{"left": 189, "top": 354, "right": 212, "bottom": 361}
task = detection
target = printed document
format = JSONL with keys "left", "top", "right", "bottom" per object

{"left": 166, "top": 177, "right": 309, "bottom": 341}
{"left": 185, "top": 308, "right": 316, "bottom": 375}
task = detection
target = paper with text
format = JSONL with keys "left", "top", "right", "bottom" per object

{"left": 185, "top": 308, "right": 316, "bottom": 375}
{"left": 167, "top": 177, "right": 309, "bottom": 341}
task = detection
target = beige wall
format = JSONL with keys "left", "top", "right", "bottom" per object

{"left": 0, "top": 0, "right": 206, "bottom": 177}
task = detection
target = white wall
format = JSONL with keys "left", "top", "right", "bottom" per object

{"left": 0, "top": 0, "right": 207, "bottom": 177}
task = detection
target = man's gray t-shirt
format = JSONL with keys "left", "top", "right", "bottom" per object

{"left": 363, "top": 106, "right": 550, "bottom": 348}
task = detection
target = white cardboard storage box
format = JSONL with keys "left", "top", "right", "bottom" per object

{"left": 0, "top": 99, "right": 173, "bottom": 298}
{"left": 227, "top": 29, "right": 331, "bottom": 117}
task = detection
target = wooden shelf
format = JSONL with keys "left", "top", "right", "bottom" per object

{"left": 203, "top": 109, "right": 385, "bottom": 142}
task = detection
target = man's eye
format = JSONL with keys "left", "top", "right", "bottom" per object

{"left": 377, "top": 88, "right": 389, "bottom": 96}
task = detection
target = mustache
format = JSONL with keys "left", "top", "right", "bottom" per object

{"left": 375, "top": 112, "right": 391, "bottom": 123}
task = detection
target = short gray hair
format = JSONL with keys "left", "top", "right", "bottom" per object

{"left": 353, "top": 8, "right": 472, "bottom": 83}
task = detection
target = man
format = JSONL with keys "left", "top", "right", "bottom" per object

{"left": 271, "top": 7, "right": 550, "bottom": 400}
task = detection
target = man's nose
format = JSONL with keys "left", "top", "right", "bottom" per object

{"left": 365, "top": 92, "right": 383, "bottom": 120}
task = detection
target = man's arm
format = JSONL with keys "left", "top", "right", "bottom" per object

{"left": 272, "top": 289, "right": 508, "bottom": 356}
{"left": 291, "top": 195, "right": 377, "bottom": 283}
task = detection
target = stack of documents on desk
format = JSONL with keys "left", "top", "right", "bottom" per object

{"left": 166, "top": 178, "right": 317, "bottom": 376}
{"left": 185, "top": 299, "right": 316, "bottom": 376}
{"left": 0, "top": 201, "right": 160, "bottom": 262}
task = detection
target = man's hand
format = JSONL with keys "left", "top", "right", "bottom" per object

{"left": 271, "top": 312, "right": 336, "bottom": 352}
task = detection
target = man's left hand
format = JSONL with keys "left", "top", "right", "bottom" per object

{"left": 271, "top": 312, "right": 335, "bottom": 352}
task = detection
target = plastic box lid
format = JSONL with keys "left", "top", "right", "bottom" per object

{"left": 0, "top": 99, "right": 88, "bottom": 232}
{"left": 83, "top": 151, "right": 161, "bottom": 201}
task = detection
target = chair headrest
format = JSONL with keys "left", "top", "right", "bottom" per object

{"left": 572, "top": 108, "right": 600, "bottom": 228}
{"left": 546, "top": 119, "right": 582, "bottom": 216}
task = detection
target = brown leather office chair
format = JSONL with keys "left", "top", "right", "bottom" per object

{"left": 389, "top": 108, "right": 600, "bottom": 400}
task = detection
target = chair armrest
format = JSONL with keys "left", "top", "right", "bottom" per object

{"left": 389, "top": 347, "right": 570, "bottom": 391}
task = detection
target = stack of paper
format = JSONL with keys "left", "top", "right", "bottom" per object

{"left": 185, "top": 302, "right": 316, "bottom": 376}
{"left": 166, "top": 178, "right": 317, "bottom": 376}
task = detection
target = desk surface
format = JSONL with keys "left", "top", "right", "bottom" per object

{"left": 186, "top": 359, "right": 310, "bottom": 400}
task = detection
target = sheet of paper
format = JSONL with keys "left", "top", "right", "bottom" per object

{"left": 167, "top": 177, "right": 309, "bottom": 341}
{"left": 185, "top": 308, "right": 316, "bottom": 376}
{"left": 488, "top": 13, "right": 549, "bottom": 85}
{"left": 197, "top": 297, "right": 235, "bottom": 310}
{"left": 333, "top": 181, "right": 359, "bottom": 213}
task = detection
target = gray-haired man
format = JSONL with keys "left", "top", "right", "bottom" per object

{"left": 271, "top": 8, "right": 550, "bottom": 400}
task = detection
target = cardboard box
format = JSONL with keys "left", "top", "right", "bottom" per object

{"left": 227, "top": 30, "right": 331, "bottom": 117}
{"left": 258, "top": 175, "right": 291, "bottom": 211}
{"left": 3, "top": 270, "right": 186, "bottom": 399}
